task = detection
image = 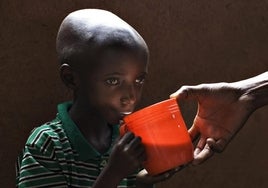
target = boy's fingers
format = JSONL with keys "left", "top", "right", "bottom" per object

{"left": 138, "top": 150, "right": 147, "bottom": 162}
{"left": 117, "top": 132, "right": 135, "bottom": 146}
{"left": 124, "top": 136, "right": 146, "bottom": 162}
{"left": 128, "top": 136, "right": 142, "bottom": 149}
{"left": 132, "top": 142, "right": 146, "bottom": 160}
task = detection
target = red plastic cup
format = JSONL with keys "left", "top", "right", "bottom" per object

{"left": 120, "top": 98, "right": 193, "bottom": 175}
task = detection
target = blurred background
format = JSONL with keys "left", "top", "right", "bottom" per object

{"left": 1, "top": 0, "right": 268, "bottom": 187}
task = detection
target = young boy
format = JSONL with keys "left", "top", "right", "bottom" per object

{"left": 16, "top": 9, "right": 176, "bottom": 188}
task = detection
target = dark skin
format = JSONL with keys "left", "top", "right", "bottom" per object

{"left": 68, "top": 50, "right": 147, "bottom": 153}
{"left": 61, "top": 49, "right": 179, "bottom": 188}
{"left": 170, "top": 72, "right": 268, "bottom": 165}
{"left": 58, "top": 9, "right": 180, "bottom": 188}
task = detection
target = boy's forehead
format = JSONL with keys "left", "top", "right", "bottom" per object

{"left": 91, "top": 51, "right": 148, "bottom": 77}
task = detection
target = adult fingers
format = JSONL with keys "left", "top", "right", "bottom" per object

{"left": 194, "top": 137, "right": 206, "bottom": 159}
{"left": 213, "top": 138, "right": 228, "bottom": 153}
{"left": 192, "top": 138, "right": 228, "bottom": 165}
{"left": 170, "top": 85, "right": 204, "bottom": 101}
{"left": 170, "top": 86, "right": 188, "bottom": 100}
{"left": 192, "top": 138, "right": 214, "bottom": 165}
{"left": 195, "top": 136, "right": 207, "bottom": 152}
{"left": 188, "top": 124, "right": 200, "bottom": 142}
{"left": 192, "top": 145, "right": 214, "bottom": 165}
{"left": 193, "top": 136, "right": 207, "bottom": 158}
{"left": 206, "top": 138, "right": 217, "bottom": 148}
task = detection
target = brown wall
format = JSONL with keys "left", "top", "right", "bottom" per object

{"left": 1, "top": 0, "right": 268, "bottom": 187}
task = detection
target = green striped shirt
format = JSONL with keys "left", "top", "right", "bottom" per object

{"left": 16, "top": 102, "right": 137, "bottom": 187}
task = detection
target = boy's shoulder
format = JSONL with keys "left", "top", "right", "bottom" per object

{"left": 25, "top": 117, "right": 67, "bottom": 151}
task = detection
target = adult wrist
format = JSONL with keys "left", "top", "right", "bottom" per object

{"left": 231, "top": 72, "right": 268, "bottom": 111}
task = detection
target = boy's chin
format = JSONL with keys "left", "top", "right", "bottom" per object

{"left": 105, "top": 112, "right": 125, "bottom": 125}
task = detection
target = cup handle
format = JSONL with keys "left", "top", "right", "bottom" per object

{"left": 119, "top": 123, "right": 128, "bottom": 136}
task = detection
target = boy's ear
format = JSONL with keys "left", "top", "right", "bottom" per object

{"left": 60, "top": 64, "right": 80, "bottom": 90}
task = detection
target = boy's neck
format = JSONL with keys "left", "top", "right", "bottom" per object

{"left": 68, "top": 99, "right": 112, "bottom": 154}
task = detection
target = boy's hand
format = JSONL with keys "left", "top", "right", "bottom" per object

{"left": 107, "top": 132, "right": 146, "bottom": 179}
{"left": 136, "top": 167, "right": 183, "bottom": 188}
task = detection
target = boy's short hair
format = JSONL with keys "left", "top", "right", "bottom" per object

{"left": 56, "top": 9, "right": 149, "bottom": 68}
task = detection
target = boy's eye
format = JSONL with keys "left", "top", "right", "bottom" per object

{"left": 106, "top": 78, "right": 120, "bottom": 85}
{"left": 135, "top": 77, "right": 145, "bottom": 85}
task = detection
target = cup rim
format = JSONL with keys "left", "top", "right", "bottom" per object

{"left": 123, "top": 98, "right": 178, "bottom": 123}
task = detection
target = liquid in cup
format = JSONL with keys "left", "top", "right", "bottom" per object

{"left": 120, "top": 98, "right": 193, "bottom": 175}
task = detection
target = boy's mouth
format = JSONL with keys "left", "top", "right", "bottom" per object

{"left": 119, "top": 111, "right": 132, "bottom": 119}
{"left": 120, "top": 111, "right": 132, "bottom": 115}
{"left": 120, "top": 111, "right": 132, "bottom": 117}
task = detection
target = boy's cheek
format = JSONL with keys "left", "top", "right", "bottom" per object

{"left": 97, "top": 87, "right": 122, "bottom": 102}
{"left": 90, "top": 90, "right": 122, "bottom": 109}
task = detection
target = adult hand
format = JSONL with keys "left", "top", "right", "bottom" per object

{"left": 170, "top": 82, "right": 255, "bottom": 165}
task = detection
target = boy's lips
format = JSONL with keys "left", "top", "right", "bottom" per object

{"left": 120, "top": 111, "right": 132, "bottom": 115}
{"left": 118, "top": 112, "right": 132, "bottom": 124}
{"left": 119, "top": 111, "right": 133, "bottom": 119}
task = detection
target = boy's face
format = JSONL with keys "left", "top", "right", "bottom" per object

{"left": 78, "top": 50, "right": 148, "bottom": 125}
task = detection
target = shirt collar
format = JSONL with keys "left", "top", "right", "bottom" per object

{"left": 57, "top": 101, "right": 119, "bottom": 161}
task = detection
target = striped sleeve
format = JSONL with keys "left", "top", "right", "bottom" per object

{"left": 16, "top": 127, "right": 68, "bottom": 188}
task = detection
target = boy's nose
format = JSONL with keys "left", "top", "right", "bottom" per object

{"left": 120, "top": 96, "right": 136, "bottom": 106}
{"left": 120, "top": 85, "right": 137, "bottom": 106}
